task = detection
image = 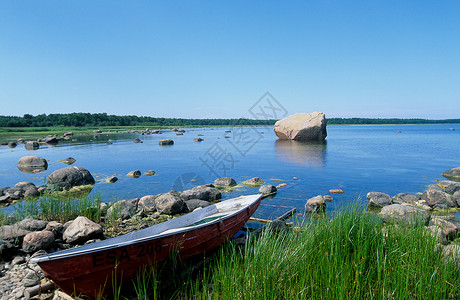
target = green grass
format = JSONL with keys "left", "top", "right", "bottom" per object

{"left": 101, "top": 203, "right": 459, "bottom": 299}
{"left": 180, "top": 204, "right": 460, "bottom": 299}
{"left": 11, "top": 194, "right": 102, "bottom": 224}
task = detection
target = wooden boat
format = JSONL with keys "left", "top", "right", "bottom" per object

{"left": 31, "top": 194, "right": 262, "bottom": 298}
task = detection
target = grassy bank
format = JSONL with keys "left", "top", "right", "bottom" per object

{"left": 2, "top": 195, "right": 459, "bottom": 299}
{"left": 118, "top": 205, "right": 459, "bottom": 299}
{"left": 0, "top": 126, "right": 156, "bottom": 142}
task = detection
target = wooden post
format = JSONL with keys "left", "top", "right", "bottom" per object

{"left": 24, "top": 281, "right": 55, "bottom": 299}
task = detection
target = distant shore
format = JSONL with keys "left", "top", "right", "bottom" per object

{"left": 1, "top": 113, "right": 460, "bottom": 130}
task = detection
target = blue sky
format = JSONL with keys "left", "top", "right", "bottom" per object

{"left": 1, "top": 1, "right": 459, "bottom": 119}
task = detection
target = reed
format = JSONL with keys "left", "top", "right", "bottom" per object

{"left": 12, "top": 194, "right": 102, "bottom": 223}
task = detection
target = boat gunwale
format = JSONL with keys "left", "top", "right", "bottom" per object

{"left": 30, "top": 194, "right": 261, "bottom": 263}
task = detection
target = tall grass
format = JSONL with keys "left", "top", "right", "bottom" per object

{"left": 12, "top": 194, "right": 101, "bottom": 223}
{"left": 181, "top": 204, "right": 460, "bottom": 299}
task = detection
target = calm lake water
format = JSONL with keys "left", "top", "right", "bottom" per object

{"left": 1, "top": 124, "right": 459, "bottom": 220}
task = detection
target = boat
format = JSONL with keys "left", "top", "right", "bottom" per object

{"left": 31, "top": 194, "right": 263, "bottom": 298}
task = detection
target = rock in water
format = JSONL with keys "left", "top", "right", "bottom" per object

{"left": 46, "top": 166, "right": 95, "bottom": 191}
{"left": 214, "top": 177, "right": 237, "bottom": 187}
{"left": 442, "top": 167, "right": 460, "bottom": 182}
{"left": 17, "top": 156, "right": 48, "bottom": 173}
{"left": 305, "top": 195, "right": 327, "bottom": 214}
{"left": 274, "top": 112, "right": 327, "bottom": 140}
{"left": 159, "top": 139, "right": 174, "bottom": 145}
{"left": 24, "top": 141, "right": 40, "bottom": 150}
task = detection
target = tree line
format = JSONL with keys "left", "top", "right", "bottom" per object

{"left": 0, "top": 113, "right": 276, "bottom": 127}
{"left": 0, "top": 113, "right": 459, "bottom": 127}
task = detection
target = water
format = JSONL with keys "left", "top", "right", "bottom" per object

{"left": 1, "top": 124, "right": 459, "bottom": 220}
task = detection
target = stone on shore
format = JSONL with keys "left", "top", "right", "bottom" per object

{"left": 305, "top": 195, "right": 327, "bottom": 214}
{"left": 274, "top": 112, "right": 327, "bottom": 140}
{"left": 185, "top": 199, "right": 211, "bottom": 212}
{"left": 17, "top": 218, "right": 48, "bottom": 231}
{"left": 62, "top": 216, "right": 103, "bottom": 244}
{"left": 107, "top": 199, "right": 139, "bottom": 220}
{"left": 379, "top": 204, "right": 430, "bottom": 226}
{"left": 430, "top": 217, "right": 459, "bottom": 240}
{"left": 22, "top": 230, "right": 55, "bottom": 253}
{"left": 17, "top": 156, "right": 48, "bottom": 173}
{"left": 393, "top": 193, "right": 420, "bottom": 204}
{"left": 138, "top": 195, "right": 157, "bottom": 212}
{"left": 214, "top": 177, "right": 237, "bottom": 187}
{"left": 46, "top": 166, "right": 95, "bottom": 191}
{"left": 367, "top": 192, "right": 392, "bottom": 209}
{"left": 442, "top": 181, "right": 460, "bottom": 194}
{"left": 454, "top": 191, "right": 460, "bottom": 206}
{"left": 442, "top": 167, "right": 460, "bottom": 182}
{"left": 180, "top": 185, "right": 221, "bottom": 202}
{"left": 155, "top": 191, "right": 185, "bottom": 215}
{"left": 422, "top": 189, "right": 457, "bottom": 209}
{"left": 0, "top": 224, "right": 31, "bottom": 241}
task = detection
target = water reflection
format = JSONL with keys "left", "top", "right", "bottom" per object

{"left": 275, "top": 140, "right": 327, "bottom": 167}
{"left": 17, "top": 165, "right": 48, "bottom": 174}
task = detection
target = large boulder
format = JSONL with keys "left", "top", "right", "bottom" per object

{"left": 155, "top": 191, "right": 185, "bottom": 215}
{"left": 442, "top": 167, "right": 460, "bottom": 182}
{"left": 62, "top": 216, "right": 103, "bottom": 244}
{"left": 367, "top": 192, "right": 392, "bottom": 209}
{"left": 180, "top": 185, "right": 221, "bottom": 202}
{"left": 422, "top": 189, "right": 457, "bottom": 209}
{"left": 17, "top": 156, "right": 48, "bottom": 173}
{"left": 274, "top": 112, "right": 327, "bottom": 140}
{"left": 379, "top": 204, "right": 430, "bottom": 226}
{"left": 46, "top": 166, "right": 95, "bottom": 191}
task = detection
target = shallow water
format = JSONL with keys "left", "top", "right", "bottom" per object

{"left": 1, "top": 124, "right": 459, "bottom": 220}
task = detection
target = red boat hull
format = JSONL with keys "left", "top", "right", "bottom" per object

{"left": 37, "top": 196, "right": 261, "bottom": 298}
